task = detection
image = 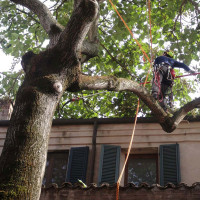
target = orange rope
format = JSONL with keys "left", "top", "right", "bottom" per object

{"left": 108, "top": 0, "right": 151, "bottom": 64}
{"left": 116, "top": 182, "right": 119, "bottom": 200}
{"left": 106, "top": 1, "right": 153, "bottom": 200}
{"left": 116, "top": 99, "right": 140, "bottom": 181}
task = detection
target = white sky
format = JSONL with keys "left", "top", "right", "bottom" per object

{"left": 0, "top": 50, "right": 14, "bottom": 72}
{"left": 0, "top": 50, "right": 22, "bottom": 72}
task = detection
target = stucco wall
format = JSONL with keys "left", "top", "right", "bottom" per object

{"left": 93, "top": 121, "right": 200, "bottom": 185}
{"left": 180, "top": 143, "right": 200, "bottom": 184}
{"left": 1, "top": 119, "right": 200, "bottom": 186}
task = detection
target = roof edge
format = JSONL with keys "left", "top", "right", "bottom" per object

{"left": 0, "top": 116, "right": 200, "bottom": 127}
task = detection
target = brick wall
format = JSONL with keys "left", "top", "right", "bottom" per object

{"left": 40, "top": 183, "right": 200, "bottom": 200}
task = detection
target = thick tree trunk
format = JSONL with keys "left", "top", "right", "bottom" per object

{"left": 0, "top": 0, "right": 98, "bottom": 199}
{"left": 0, "top": 47, "right": 82, "bottom": 198}
{"left": 0, "top": 84, "right": 59, "bottom": 199}
{"left": 0, "top": 48, "right": 69, "bottom": 199}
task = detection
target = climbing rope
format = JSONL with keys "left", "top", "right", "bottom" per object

{"left": 106, "top": 0, "right": 153, "bottom": 199}
{"left": 116, "top": 100, "right": 140, "bottom": 200}
{"left": 108, "top": 0, "right": 152, "bottom": 64}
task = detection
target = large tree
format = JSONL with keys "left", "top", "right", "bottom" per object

{"left": 0, "top": 0, "right": 199, "bottom": 199}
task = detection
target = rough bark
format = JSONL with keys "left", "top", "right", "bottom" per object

{"left": 0, "top": 86, "right": 59, "bottom": 200}
{"left": 0, "top": 0, "right": 98, "bottom": 199}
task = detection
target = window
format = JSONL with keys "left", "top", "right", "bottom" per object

{"left": 43, "top": 151, "right": 69, "bottom": 187}
{"left": 125, "top": 154, "right": 158, "bottom": 186}
{"left": 124, "top": 144, "right": 180, "bottom": 186}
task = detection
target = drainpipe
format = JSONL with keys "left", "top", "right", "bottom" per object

{"left": 89, "top": 119, "right": 98, "bottom": 183}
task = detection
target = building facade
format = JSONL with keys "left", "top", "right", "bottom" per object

{"left": 1, "top": 116, "right": 200, "bottom": 188}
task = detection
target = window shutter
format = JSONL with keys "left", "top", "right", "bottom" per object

{"left": 98, "top": 145, "right": 121, "bottom": 185}
{"left": 160, "top": 144, "right": 181, "bottom": 186}
{"left": 66, "top": 146, "right": 89, "bottom": 184}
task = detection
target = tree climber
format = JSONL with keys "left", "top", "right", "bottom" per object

{"left": 152, "top": 50, "right": 195, "bottom": 111}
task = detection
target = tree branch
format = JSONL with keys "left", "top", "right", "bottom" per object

{"left": 79, "top": 74, "right": 168, "bottom": 117}
{"left": 56, "top": 0, "right": 99, "bottom": 59}
{"left": 172, "top": 98, "right": 200, "bottom": 126}
{"left": 77, "top": 0, "right": 100, "bottom": 62}
{"left": 100, "top": 42, "right": 137, "bottom": 80}
{"left": 173, "top": 0, "right": 187, "bottom": 32}
{"left": 81, "top": 41, "right": 99, "bottom": 57}
{"left": 11, "top": 0, "right": 100, "bottom": 57}
{"left": 10, "top": 0, "right": 64, "bottom": 36}
{"left": 16, "top": 8, "right": 40, "bottom": 24}
{"left": 188, "top": 0, "right": 200, "bottom": 14}
{"left": 79, "top": 74, "right": 200, "bottom": 133}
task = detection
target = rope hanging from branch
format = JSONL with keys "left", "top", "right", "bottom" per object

{"left": 107, "top": 0, "right": 153, "bottom": 199}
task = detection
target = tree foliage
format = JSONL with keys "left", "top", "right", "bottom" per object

{"left": 0, "top": 0, "right": 199, "bottom": 199}
{"left": 0, "top": 0, "right": 199, "bottom": 118}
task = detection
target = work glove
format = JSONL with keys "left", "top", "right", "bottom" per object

{"left": 188, "top": 70, "right": 195, "bottom": 74}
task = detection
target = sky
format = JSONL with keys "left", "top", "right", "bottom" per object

{"left": 0, "top": 50, "right": 14, "bottom": 72}
{"left": 0, "top": 50, "right": 21, "bottom": 72}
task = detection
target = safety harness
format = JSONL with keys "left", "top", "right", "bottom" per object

{"left": 153, "top": 63, "right": 175, "bottom": 107}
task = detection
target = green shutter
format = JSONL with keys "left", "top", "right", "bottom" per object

{"left": 160, "top": 144, "right": 181, "bottom": 186}
{"left": 66, "top": 146, "right": 89, "bottom": 184}
{"left": 98, "top": 145, "right": 121, "bottom": 185}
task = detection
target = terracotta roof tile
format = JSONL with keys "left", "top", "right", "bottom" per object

{"left": 42, "top": 182, "right": 200, "bottom": 190}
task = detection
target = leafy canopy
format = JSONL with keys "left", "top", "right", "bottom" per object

{"left": 0, "top": 0, "right": 199, "bottom": 118}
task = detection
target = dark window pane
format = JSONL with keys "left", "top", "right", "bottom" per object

{"left": 43, "top": 151, "right": 68, "bottom": 187}
{"left": 126, "top": 154, "right": 158, "bottom": 186}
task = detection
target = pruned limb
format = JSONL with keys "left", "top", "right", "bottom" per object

{"left": 56, "top": 0, "right": 99, "bottom": 59}
{"left": 80, "top": 74, "right": 200, "bottom": 133}
{"left": 81, "top": 41, "right": 99, "bottom": 57}
{"left": 80, "top": 5, "right": 99, "bottom": 62}
{"left": 74, "top": 0, "right": 100, "bottom": 62}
